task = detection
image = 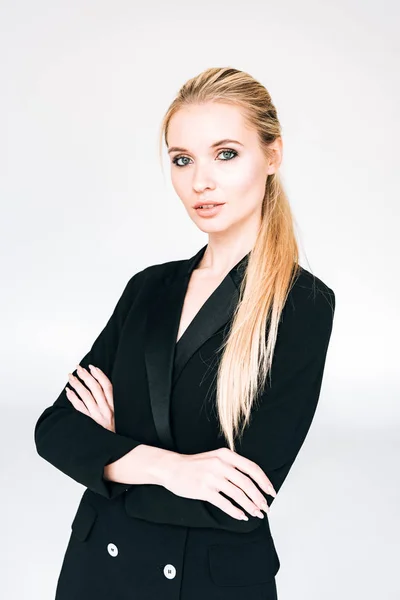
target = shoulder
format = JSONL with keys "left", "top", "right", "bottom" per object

{"left": 123, "top": 256, "right": 186, "bottom": 293}
{"left": 281, "top": 265, "right": 336, "bottom": 336}
{"left": 142, "top": 257, "right": 186, "bottom": 279}
{"left": 292, "top": 265, "right": 335, "bottom": 310}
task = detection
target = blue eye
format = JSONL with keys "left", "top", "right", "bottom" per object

{"left": 219, "top": 149, "right": 237, "bottom": 161}
{"left": 172, "top": 156, "right": 191, "bottom": 168}
{"left": 172, "top": 148, "right": 238, "bottom": 168}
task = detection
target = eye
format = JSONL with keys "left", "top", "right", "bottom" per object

{"left": 218, "top": 149, "right": 238, "bottom": 161}
{"left": 171, "top": 148, "right": 238, "bottom": 168}
{"left": 172, "top": 155, "right": 191, "bottom": 168}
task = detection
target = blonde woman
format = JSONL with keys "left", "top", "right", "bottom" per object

{"left": 35, "top": 67, "right": 336, "bottom": 600}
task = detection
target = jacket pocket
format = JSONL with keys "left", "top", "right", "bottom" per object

{"left": 71, "top": 498, "right": 98, "bottom": 542}
{"left": 208, "top": 537, "right": 280, "bottom": 586}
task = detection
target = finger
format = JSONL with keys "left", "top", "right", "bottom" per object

{"left": 208, "top": 490, "right": 249, "bottom": 521}
{"left": 217, "top": 475, "right": 268, "bottom": 517}
{"left": 65, "top": 387, "right": 91, "bottom": 417}
{"left": 67, "top": 371, "right": 103, "bottom": 418}
{"left": 218, "top": 447, "right": 276, "bottom": 497}
{"left": 224, "top": 466, "right": 270, "bottom": 513}
{"left": 210, "top": 451, "right": 269, "bottom": 514}
{"left": 87, "top": 365, "right": 114, "bottom": 411}
{"left": 74, "top": 365, "right": 111, "bottom": 417}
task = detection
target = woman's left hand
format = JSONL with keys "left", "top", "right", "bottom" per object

{"left": 65, "top": 364, "right": 115, "bottom": 433}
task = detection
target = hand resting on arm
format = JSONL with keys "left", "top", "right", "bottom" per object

{"left": 64, "top": 364, "right": 276, "bottom": 521}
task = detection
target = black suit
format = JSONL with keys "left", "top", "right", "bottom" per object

{"left": 34, "top": 243, "right": 335, "bottom": 600}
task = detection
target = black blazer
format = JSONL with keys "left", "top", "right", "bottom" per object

{"left": 34, "top": 243, "right": 335, "bottom": 600}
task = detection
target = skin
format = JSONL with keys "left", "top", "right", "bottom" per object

{"left": 167, "top": 102, "right": 283, "bottom": 341}
{"left": 66, "top": 102, "right": 283, "bottom": 521}
{"left": 168, "top": 101, "right": 282, "bottom": 275}
{"left": 66, "top": 365, "right": 115, "bottom": 432}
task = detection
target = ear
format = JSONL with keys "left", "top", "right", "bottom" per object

{"left": 266, "top": 136, "right": 283, "bottom": 175}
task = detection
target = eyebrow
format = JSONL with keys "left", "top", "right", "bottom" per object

{"left": 167, "top": 139, "right": 244, "bottom": 155}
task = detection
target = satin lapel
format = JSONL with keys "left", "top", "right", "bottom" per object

{"left": 144, "top": 244, "right": 207, "bottom": 450}
{"left": 172, "top": 275, "right": 239, "bottom": 388}
{"left": 144, "top": 243, "right": 249, "bottom": 451}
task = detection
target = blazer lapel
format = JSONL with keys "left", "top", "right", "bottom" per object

{"left": 172, "top": 275, "right": 239, "bottom": 388}
{"left": 144, "top": 243, "right": 249, "bottom": 451}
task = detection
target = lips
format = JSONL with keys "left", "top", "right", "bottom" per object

{"left": 193, "top": 203, "right": 226, "bottom": 218}
{"left": 193, "top": 202, "right": 224, "bottom": 209}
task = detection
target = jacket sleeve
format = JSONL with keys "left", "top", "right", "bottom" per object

{"left": 34, "top": 270, "right": 147, "bottom": 500}
{"left": 124, "top": 283, "right": 336, "bottom": 532}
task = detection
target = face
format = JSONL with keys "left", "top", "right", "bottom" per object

{"left": 166, "top": 102, "right": 282, "bottom": 235}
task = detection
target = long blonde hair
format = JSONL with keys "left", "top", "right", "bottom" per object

{"left": 158, "top": 67, "right": 301, "bottom": 452}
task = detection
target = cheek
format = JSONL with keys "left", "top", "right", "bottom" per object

{"left": 170, "top": 159, "right": 266, "bottom": 214}
{"left": 170, "top": 171, "right": 191, "bottom": 205}
{"left": 223, "top": 162, "right": 266, "bottom": 208}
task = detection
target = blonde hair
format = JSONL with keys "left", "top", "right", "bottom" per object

{"left": 158, "top": 67, "right": 301, "bottom": 452}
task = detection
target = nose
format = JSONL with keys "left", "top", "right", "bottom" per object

{"left": 191, "top": 161, "right": 217, "bottom": 193}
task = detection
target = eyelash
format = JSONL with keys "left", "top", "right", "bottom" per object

{"left": 171, "top": 149, "right": 238, "bottom": 168}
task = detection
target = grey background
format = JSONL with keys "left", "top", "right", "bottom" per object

{"left": 1, "top": 1, "right": 399, "bottom": 598}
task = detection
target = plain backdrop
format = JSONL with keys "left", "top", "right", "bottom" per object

{"left": 1, "top": 1, "right": 399, "bottom": 599}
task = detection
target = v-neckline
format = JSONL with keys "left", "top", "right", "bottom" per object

{"left": 175, "top": 274, "right": 229, "bottom": 346}
{"left": 142, "top": 243, "right": 251, "bottom": 449}
{"left": 175, "top": 246, "right": 251, "bottom": 348}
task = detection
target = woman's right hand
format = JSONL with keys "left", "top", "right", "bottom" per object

{"left": 159, "top": 447, "right": 276, "bottom": 521}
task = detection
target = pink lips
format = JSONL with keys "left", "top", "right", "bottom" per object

{"left": 194, "top": 203, "right": 225, "bottom": 218}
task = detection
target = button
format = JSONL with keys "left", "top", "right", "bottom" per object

{"left": 107, "top": 543, "right": 118, "bottom": 557}
{"left": 163, "top": 564, "right": 176, "bottom": 579}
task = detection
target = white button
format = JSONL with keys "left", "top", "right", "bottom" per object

{"left": 107, "top": 543, "right": 118, "bottom": 557}
{"left": 163, "top": 564, "right": 176, "bottom": 579}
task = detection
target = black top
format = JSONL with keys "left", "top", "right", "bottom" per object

{"left": 173, "top": 244, "right": 249, "bottom": 387}
{"left": 35, "top": 243, "right": 336, "bottom": 534}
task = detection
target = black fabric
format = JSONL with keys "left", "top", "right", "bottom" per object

{"left": 34, "top": 243, "right": 335, "bottom": 600}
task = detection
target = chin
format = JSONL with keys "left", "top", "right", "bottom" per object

{"left": 192, "top": 219, "right": 231, "bottom": 234}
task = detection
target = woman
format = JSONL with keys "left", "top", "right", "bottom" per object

{"left": 34, "top": 67, "right": 336, "bottom": 600}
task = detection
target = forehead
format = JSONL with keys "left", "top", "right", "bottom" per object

{"left": 167, "top": 102, "right": 256, "bottom": 148}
